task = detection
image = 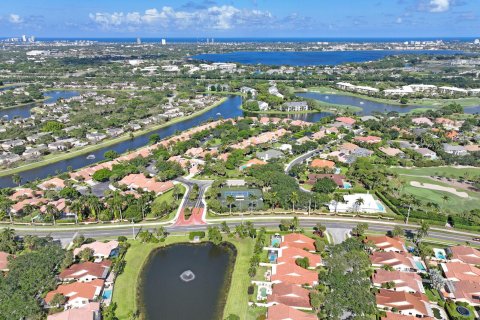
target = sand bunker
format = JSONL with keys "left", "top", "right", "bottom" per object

{"left": 410, "top": 181, "right": 469, "bottom": 198}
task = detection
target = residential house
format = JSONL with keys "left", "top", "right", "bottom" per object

{"left": 0, "top": 251, "right": 10, "bottom": 272}
{"left": 38, "top": 177, "right": 65, "bottom": 191}
{"left": 354, "top": 136, "right": 382, "bottom": 144}
{"left": 239, "top": 158, "right": 267, "bottom": 171}
{"left": 281, "top": 234, "right": 316, "bottom": 252}
{"left": 376, "top": 289, "right": 433, "bottom": 318}
{"left": 277, "top": 246, "right": 322, "bottom": 268}
{"left": 379, "top": 147, "right": 404, "bottom": 157}
{"left": 267, "top": 283, "right": 312, "bottom": 309}
{"left": 328, "top": 193, "right": 385, "bottom": 213}
{"left": 444, "top": 280, "right": 480, "bottom": 306}
{"left": 266, "top": 303, "right": 317, "bottom": 320}
{"left": 447, "top": 246, "right": 480, "bottom": 265}
{"left": 306, "top": 174, "right": 347, "bottom": 188}
{"left": 59, "top": 261, "right": 111, "bottom": 282}
{"left": 442, "top": 143, "right": 467, "bottom": 156}
{"left": 45, "top": 279, "right": 105, "bottom": 309}
{"left": 256, "top": 149, "right": 284, "bottom": 161}
{"left": 118, "top": 174, "right": 174, "bottom": 195}
{"left": 47, "top": 302, "right": 100, "bottom": 320}
{"left": 412, "top": 117, "right": 434, "bottom": 127}
{"left": 73, "top": 241, "right": 119, "bottom": 261}
{"left": 372, "top": 269, "right": 425, "bottom": 293}
{"left": 309, "top": 159, "right": 335, "bottom": 170}
{"left": 336, "top": 117, "right": 356, "bottom": 126}
{"left": 282, "top": 101, "right": 309, "bottom": 112}
{"left": 271, "top": 262, "right": 318, "bottom": 286}
{"left": 370, "top": 251, "right": 417, "bottom": 272}
{"left": 365, "top": 235, "right": 406, "bottom": 253}
{"left": 415, "top": 148, "right": 437, "bottom": 160}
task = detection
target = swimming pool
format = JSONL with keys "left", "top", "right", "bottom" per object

{"left": 415, "top": 261, "right": 426, "bottom": 271}
{"left": 377, "top": 202, "right": 386, "bottom": 212}
{"left": 102, "top": 289, "right": 112, "bottom": 300}
{"left": 343, "top": 182, "right": 352, "bottom": 189}
{"left": 434, "top": 248, "right": 447, "bottom": 260}
{"left": 271, "top": 237, "right": 281, "bottom": 247}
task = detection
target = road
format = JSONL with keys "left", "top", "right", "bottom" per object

{"left": 10, "top": 218, "right": 478, "bottom": 247}
{"left": 285, "top": 149, "right": 320, "bottom": 173}
{"left": 174, "top": 177, "right": 213, "bottom": 209}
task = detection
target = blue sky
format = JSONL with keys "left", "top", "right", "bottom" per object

{"left": 0, "top": 0, "right": 478, "bottom": 38}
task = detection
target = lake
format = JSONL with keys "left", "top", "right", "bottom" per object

{"left": 139, "top": 243, "right": 235, "bottom": 320}
{"left": 0, "top": 90, "right": 81, "bottom": 119}
{"left": 193, "top": 50, "right": 463, "bottom": 66}
{"left": 297, "top": 91, "right": 480, "bottom": 115}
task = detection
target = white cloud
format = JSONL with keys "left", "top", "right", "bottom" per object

{"left": 429, "top": 0, "right": 450, "bottom": 13}
{"left": 396, "top": 17, "right": 403, "bottom": 23}
{"left": 89, "top": 5, "right": 274, "bottom": 31}
{"left": 9, "top": 14, "right": 24, "bottom": 24}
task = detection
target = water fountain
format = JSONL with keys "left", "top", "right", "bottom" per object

{"left": 179, "top": 270, "right": 195, "bottom": 282}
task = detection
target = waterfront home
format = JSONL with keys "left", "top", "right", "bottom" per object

{"left": 376, "top": 289, "right": 433, "bottom": 318}
{"left": 370, "top": 251, "right": 417, "bottom": 272}
{"left": 45, "top": 279, "right": 104, "bottom": 309}
{"left": 1, "top": 139, "right": 25, "bottom": 151}
{"left": 240, "top": 86, "right": 258, "bottom": 97}
{"left": 336, "top": 116, "right": 356, "bottom": 126}
{"left": 439, "top": 86, "right": 468, "bottom": 96}
{"left": 372, "top": 269, "right": 425, "bottom": 293}
{"left": 47, "top": 302, "right": 100, "bottom": 320}
{"left": 73, "top": 241, "right": 119, "bottom": 261}
{"left": 258, "top": 101, "right": 269, "bottom": 111}
{"left": 412, "top": 117, "right": 434, "bottom": 127}
{"left": 59, "top": 261, "right": 111, "bottom": 283}
{"left": 447, "top": 246, "right": 480, "bottom": 265}
{"left": 267, "top": 283, "right": 311, "bottom": 309}
{"left": 0, "top": 153, "right": 21, "bottom": 165}
{"left": 266, "top": 303, "right": 317, "bottom": 320}
{"left": 86, "top": 132, "right": 107, "bottom": 142}
{"left": 328, "top": 193, "right": 385, "bottom": 213}
{"left": 365, "top": 235, "right": 406, "bottom": 253}
{"left": 38, "top": 177, "right": 65, "bottom": 191}
{"left": 0, "top": 251, "right": 10, "bottom": 272}
{"left": 282, "top": 101, "right": 309, "bottom": 112}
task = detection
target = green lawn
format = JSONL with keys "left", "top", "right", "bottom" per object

{"left": 397, "top": 175, "right": 480, "bottom": 214}
{"left": 390, "top": 166, "right": 480, "bottom": 180}
{"left": 222, "top": 237, "right": 256, "bottom": 319}
{"left": 149, "top": 184, "right": 186, "bottom": 220}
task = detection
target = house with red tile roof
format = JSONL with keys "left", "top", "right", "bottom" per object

{"left": 370, "top": 251, "right": 416, "bottom": 272}
{"left": 447, "top": 246, "right": 480, "bottom": 265}
{"left": 266, "top": 303, "right": 317, "bottom": 320}
{"left": 411, "top": 117, "right": 433, "bottom": 126}
{"left": 47, "top": 302, "right": 100, "bottom": 320}
{"left": 339, "top": 142, "right": 360, "bottom": 154}
{"left": 336, "top": 117, "right": 356, "bottom": 126}
{"left": 354, "top": 136, "right": 382, "bottom": 144}
{"left": 45, "top": 279, "right": 105, "bottom": 309}
{"left": 281, "top": 234, "right": 316, "bottom": 252}
{"left": 379, "top": 147, "right": 404, "bottom": 157}
{"left": 11, "top": 197, "right": 48, "bottom": 214}
{"left": 271, "top": 262, "right": 318, "bottom": 286}
{"left": 306, "top": 174, "right": 346, "bottom": 188}
{"left": 119, "top": 174, "right": 174, "bottom": 195}
{"left": 9, "top": 188, "right": 43, "bottom": 201}
{"left": 440, "top": 262, "right": 480, "bottom": 282}
{"left": 372, "top": 269, "right": 424, "bottom": 293}
{"left": 365, "top": 235, "right": 406, "bottom": 253}
{"left": 59, "top": 261, "right": 111, "bottom": 283}
{"left": 376, "top": 289, "right": 432, "bottom": 318}
{"left": 0, "top": 251, "right": 11, "bottom": 272}
{"left": 38, "top": 177, "right": 66, "bottom": 191}
{"left": 73, "top": 241, "right": 119, "bottom": 261}
{"left": 309, "top": 159, "right": 335, "bottom": 169}
{"left": 240, "top": 158, "right": 267, "bottom": 171}
{"left": 267, "top": 283, "right": 312, "bottom": 309}
{"left": 277, "top": 247, "right": 322, "bottom": 268}
{"left": 443, "top": 280, "right": 480, "bottom": 306}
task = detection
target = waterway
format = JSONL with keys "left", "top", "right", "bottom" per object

{"left": 139, "top": 243, "right": 234, "bottom": 320}
{"left": 193, "top": 50, "right": 464, "bottom": 66}
{"left": 0, "top": 95, "right": 243, "bottom": 187}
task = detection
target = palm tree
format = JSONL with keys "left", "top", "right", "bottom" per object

{"left": 70, "top": 200, "right": 83, "bottom": 224}
{"left": 45, "top": 204, "right": 57, "bottom": 225}
{"left": 137, "top": 193, "right": 153, "bottom": 220}
{"left": 290, "top": 191, "right": 299, "bottom": 213}
{"left": 12, "top": 173, "right": 21, "bottom": 187}
{"left": 416, "top": 220, "right": 430, "bottom": 243}
{"left": 0, "top": 196, "right": 14, "bottom": 223}
{"left": 333, "top": 193, "right": 344, "bottom": 214}
{"left": 173, "top": 184, "right": 182, "bottom": 201}
{"left": 441, "top": 195, "right": 450, "bottom": 214}
{"left": 248, "top": 193, "right": 257, "bottom": 213}
{"left": 270, "top": 192, "right": 279, "bottom": 212}
{"left": 354, "top": 197, "right": 365, "bottom": 213}
{"left": 226, "top": 195, "right": 235, "bottom": 214}
{"left": 86, "top": 196, "right": 101, "bottom": 222}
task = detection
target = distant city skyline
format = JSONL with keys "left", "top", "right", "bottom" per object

{"left": 0, "top": 0, "right": 478, "bottom": 38}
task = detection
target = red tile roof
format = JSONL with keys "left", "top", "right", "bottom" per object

{"left": 365, "top": 235, "right": 405, "bottom": 252}
{"left": 307, "top": 174, "right": 345, "bottom": 187}
{"left": 271, "top": 262, "right": 318, "bottom": 286}
{"left": 277, "top": 247, "right": 322, "bottom": 268}
{"left": 267, "top": 303, "right": 317, "bottom": 320}
{"left": 441, "top": 262, "right": 480, "bottom": 282}
{"left": 267, "top": 283, "right": 311, "bottom": 308}
{"left": 119, "top": 174, "right": 174, "bottom": 194}
{"left": 450, "top": 280, "right": 480, "bottom": 305}
{"left": 382, "top": 312, "right": 433, "bottom": 320}
{"left": 47, "top": 302, "right": 100, "bottom": 320}
{"left": 449, "top": 246, "right": 480, "bottom": 265}
{"left": 336, "top": 117, "right": 356, "bottom": 125}
{"left": 45, "top": 279, "right": 104, "bottom": 304}
{"left": 372, "top": 269, "right": 423, "bottom": 293}
{"left": 309, "top": 159, "right": 335, "bottom": 169}
{"left": 370, "top": 251, "right": 415, "bottom": 270}
{"left": 282, "top": 234, "right": 316, "bottom": 252}
{"left": 0, "top": 251, "right": 10, "bottom": 270}
{"left": 59, "top": 260, "right": 111, "bottom": 281}
{"left": 376, "top": 289, "right": 430, "bottom": 317}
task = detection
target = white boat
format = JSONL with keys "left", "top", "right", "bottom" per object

{"left": 86, "top": 154, "right": 95, "bottom": 160}
{"left": 360, "top": 102, "right": 364, "bottom": 105}
{"left": 216, "top": 112, "right": 221, "bottom": 116}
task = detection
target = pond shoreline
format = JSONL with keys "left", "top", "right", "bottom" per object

{"left": 136, "top": 241, "right": 237, "bottom": 320}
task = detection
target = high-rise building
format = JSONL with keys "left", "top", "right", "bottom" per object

{"left": 22, "top": 35, "right": 27, "bottom": 42}
{"left": 474, "top": 39, "right": 480, "bottom": 45}
{"left": 29, "top": 36, "right": 35, "bottom": 43}
{"left": 161, "top": 38, "right": 166, "bottom": 45}
{"left": 136, "top": 37, "right": 142, "bottom": 44}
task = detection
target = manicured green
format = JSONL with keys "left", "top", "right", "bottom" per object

{"left": 390, "top": 166, "right": 480, "bottom": 180}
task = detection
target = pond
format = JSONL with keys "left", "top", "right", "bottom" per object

{"left": 139, "top": 243, "right": 235, "bottom": 320}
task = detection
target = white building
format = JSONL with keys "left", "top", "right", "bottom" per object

{"left": 328, "top": 193, "right": 386, "bottom": 213}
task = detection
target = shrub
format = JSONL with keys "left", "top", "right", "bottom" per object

{"left": 188, "top": 231, "right": 205, "bottom": 240}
